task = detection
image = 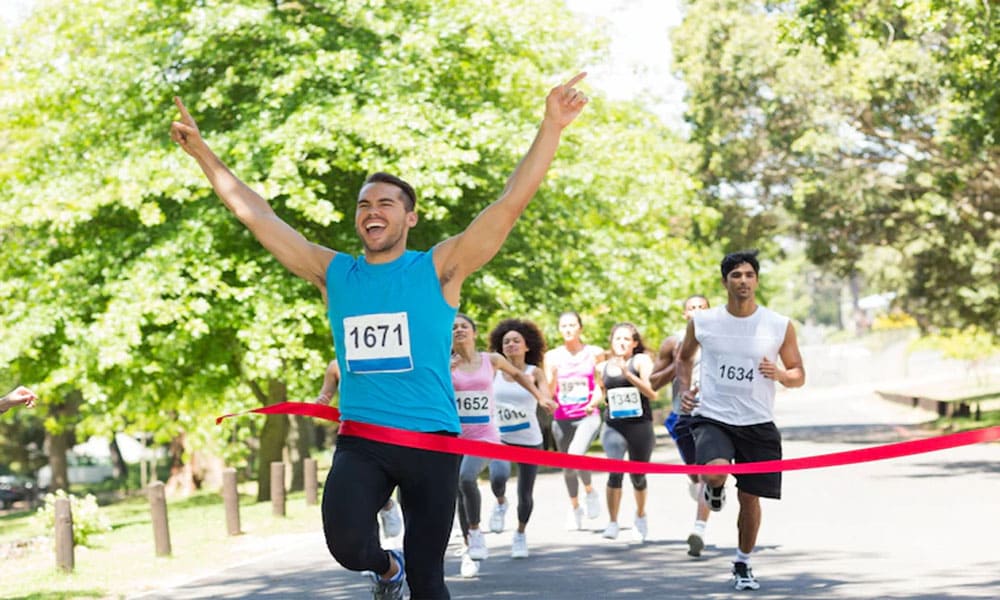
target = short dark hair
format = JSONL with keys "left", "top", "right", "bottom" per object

{"left": 455, "top": 312, "right": 476, "bottom": 332}
{"left": 721, "top": 250, "right": 760, "bottom": 279}
{"left": 488, "top": 318, "right": 547, "bottom": 367}
{"left": 363, "top": 172, "right": 417, "bottom": 211}
{"left": 608, "top": 322, "right": 647, "bottom": 355}
{"left": 683, "top": 294, "right": 709, "bottom": 308}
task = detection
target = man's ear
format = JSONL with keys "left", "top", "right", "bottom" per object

{"left": 407, "top": 210, "right": 418, "bottom": 228}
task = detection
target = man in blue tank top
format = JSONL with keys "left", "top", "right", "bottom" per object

{"left": 170, "top": 73, "right": 589, "bottom": 599}
{"left": 677, "top": 250, "right": 805, "bottom": 592}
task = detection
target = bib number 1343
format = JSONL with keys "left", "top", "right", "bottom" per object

{"left": 343, "top": 312, "right": 413, "bottom": 373}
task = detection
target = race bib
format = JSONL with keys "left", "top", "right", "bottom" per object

{"left": 343, "top": 312, "right": 413, "bottom": 373}
{"left": 496, "top": 403, "right": 531, "bottom": 433}
{"left": 559, "top": 376, "right": 590, "bottom": 404}
{"left": 714, "top": 355, "right": 755, "bottom": 391}
{"left": 607, "top": 386, "right": 642, "bottom": 419}
{"left": 456, "top": 391, "right": 491, "bottom": 424}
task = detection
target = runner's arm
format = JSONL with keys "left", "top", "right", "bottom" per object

{"left": 649, "top": 336, "right": 679, "bottom": 391}
{"left": 774, "top": 321, "right": 805, "bottom": 388}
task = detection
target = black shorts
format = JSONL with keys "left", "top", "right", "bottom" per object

{"left": 690, "top": 416, "right": 782, "bottom": 499}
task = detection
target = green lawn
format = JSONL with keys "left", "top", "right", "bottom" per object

{"left": 0, "top": 480, "right": 327, "bottom": 599}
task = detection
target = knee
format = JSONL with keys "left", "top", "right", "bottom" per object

{"left": 324, "top": 517, "right": 369, "bottom": 570}
{"left": 607, "top": 473, "right": 624, "bottom": 489}
{"left": 629, "top": 474, "right": 647, "bottom": 491}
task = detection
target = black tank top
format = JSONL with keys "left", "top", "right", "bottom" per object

{"left": 601, "top": 357, "right": 652, "bottom": 423}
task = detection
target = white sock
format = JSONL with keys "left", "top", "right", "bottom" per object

{"left": 692, "top": 520, "right": 707, "bottom": 535}
{"left": 735, "top": 549, "right": 751, "bottom": 565}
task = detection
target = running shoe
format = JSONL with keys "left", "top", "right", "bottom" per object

{"left": 703, "top": 484, "right": 726, "bottom": 512}
{"left": 566, "top": 505, "right": 585, "bottom": 530}
{"left": 379, "top": 499, "right": 403, "bottom": 538}
{"left": 467, "top": 528, "right": 489, "bottom": 560}
{"left": 511, "top": 531, "right": 529, "bottom": 558}
{"left": 369, "top": 549, "right": 405, "bottom": 600}
{"left": 489, "top": 501, "right": 508, "bottom": 533}
{"left": 460, "top": 552, "right": 479, "bottom": 578}
{"left": 585, "top": 488, "right": 601, "bottom": 519}
{"left": 632, "top": 514, "right": 648, "bottom": 542}
{"left": 601, "top": 521, "right": 620, "bottom": 539}
{"left": 686, "top": 532, "right": 704, "bottom": 557}
{"left": 731, "top": 561, "right": 760, "bottom": 591}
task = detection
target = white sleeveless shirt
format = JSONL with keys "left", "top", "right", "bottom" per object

{"left": 493, "top": 365, "right": 543, "bottom": 446}
{"left": 693, "top": 305, "right": 789, "bottom": 425}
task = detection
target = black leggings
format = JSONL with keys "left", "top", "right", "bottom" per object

{"left": 488, "top": 443, "right": 542, "bottom": 524}
{"left": 322, "top": 434, "right": 460, "bottom": 599}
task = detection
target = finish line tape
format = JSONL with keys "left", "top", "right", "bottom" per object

{"left": 217, "top": 402, "right": 1000, "bottom": 475}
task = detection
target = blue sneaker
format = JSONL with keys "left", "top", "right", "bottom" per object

{"left": 369, "top": 549, "right": 405, "bottom": 600}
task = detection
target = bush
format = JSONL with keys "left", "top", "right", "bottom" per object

{"left": 32, "top": 490, "right": 110, "bottom": 547}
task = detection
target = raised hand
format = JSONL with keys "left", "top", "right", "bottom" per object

{"left": 170, "top": 97, "right": 206, "bottom": 156}
{"left": 544, "top": 72, "right": 589, "bottom": 129}
{"left": 8, "top": 386, "right": 36, "bottom": 409}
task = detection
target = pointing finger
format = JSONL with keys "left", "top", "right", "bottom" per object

{"left": 564, "top": 71, "right": 587, "bottom": 88}
{"left": 174, "top": 96, "right": 193, "bottom": 124}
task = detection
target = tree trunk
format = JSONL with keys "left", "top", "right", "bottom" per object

{"left": 255, "top": 379, "right": 288, "bottom": 502}
{"left": 287, "top": 415, "right": 314, "bottom": 492}
{"left": 44, "top": 390, "right": 81, "bottom": 492}
{"left": 164, "top": 431, "right": 196, "bottom": 497}
{"left": 109, "top": 436, "right": 128, "bottom": 484}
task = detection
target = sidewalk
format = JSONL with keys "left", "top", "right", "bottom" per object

{"left": 132, "top": 387, "right": 1000, "bottom": 599}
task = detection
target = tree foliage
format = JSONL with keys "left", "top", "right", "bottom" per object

{"left": 673, "top": 0, "right": 999, "bottom": 335}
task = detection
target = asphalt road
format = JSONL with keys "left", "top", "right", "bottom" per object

{"left": 131, "top": 383, "right": 1000, "bottom": 600}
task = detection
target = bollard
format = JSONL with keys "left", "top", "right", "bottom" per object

{"left": 222, "top": 468, "right": 241, "bottom": 536}
{"left": 271, "top": 461, "right": 286, "bottom": 517}
{"left": 54, "top": 497, "right": 74, "bottom": 572}
{"left": 148, "top": 481, "right": 172, "bottom": 556}
{"left": 304, "top": 458, "right": 318, "bottom": 506}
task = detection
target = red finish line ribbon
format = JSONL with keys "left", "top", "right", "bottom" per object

{"left": 217, "top": 402, "right": 1000, "bottom": 475}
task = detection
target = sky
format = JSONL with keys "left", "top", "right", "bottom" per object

{"left": 0, "top": 0, "right": 687, "bottom": 125}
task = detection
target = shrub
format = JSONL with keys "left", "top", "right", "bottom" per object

{"left": 32, "top": 490, "right": 110, "bottom": 548}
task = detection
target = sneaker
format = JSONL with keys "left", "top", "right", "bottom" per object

{"left": 731, "top": 561, "right": 760, "bottom": 591}
{"left": 686, "top": 532, "right": 704, "bottom": 557}
{"left": 379, "top": 499, "right": 403, "bottom": 538}
{"left": 688, "top": 481, "right": 701, "bottom": 502}
{"left": 369, "top": 549, "right": 405, "bottom": 600}
{"left": 467, "top": 528, "right": 489, "bottom": 560}
{"left": 585, "top": 489, "right": 601, "bottom": 519}
{"left": 489, "top": 501, "right": 508, "bottom": 533}
{"left": 602, "top": 522, "right": 620, "bottom": 539}
{"left": 704, "top": 484, "right": 726, "bottom": 512}
{"left": 511, "top": 531, "right": 529, "bottom": 558}
{"left": 632, "top": 514, "right": 648, "bottom": 542}
{"left": 460, "top": 552, "right": 479, "bottom": 578}
{"left": 566, "top": 505, "right": 585, "bottom": 530}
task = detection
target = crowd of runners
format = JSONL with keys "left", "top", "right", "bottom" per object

{"left": 172, "top": 71, "right": 806, "bottom": 599}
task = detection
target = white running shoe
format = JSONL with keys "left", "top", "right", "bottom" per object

{"left": 632, "top": 514, "right": 648, "bottom": 542}
{"left": 489, "top": 501, "right": 508, "bottom": 533}
{"left": 585, "top": 489, "right": 601, "bottom": 519}
{"left": 460, "top": 552, "right": 479, "bottom": 578}
{"left": 467, "top": 528, "right": 489, "bottom": 560}
{"left": 566, "top": 505, "right": 585, "bottom": 530}
{"left": 731, "top": 561, "right": 760, "bottom": 590}
{"left": 379, "top": 499, "right": 403, "bottom": 538}
{"left": 703, "top": 484, "right": 727, "bottom": 512}
{"left": 511, "top": 531, "right": 529, "bottom": 558}
{"left": 602, "top": 522, "right": 620, "bottom": 539}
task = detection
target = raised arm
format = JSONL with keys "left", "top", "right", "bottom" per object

{"left": 170, "top": 97, "right": 335, "bottom": 288}
{"left": 624, "top": 353, "right": 658, "bottom": 400}
{"left": 490, "top": 353, "right": 556, "bottom": 413}
{"left": 433, "top": 73, "right": 589, "bottom": 305}
{"left": 0, "top": 386, "right": 36, "bottom": 414}
{"left": 649, "top": 335, "right": 680, "bottom": 391}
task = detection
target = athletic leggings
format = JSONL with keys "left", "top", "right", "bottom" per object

{"left": 600, "top": 420, "right": 655, "bottom": 490}
{"left": 488, "top": 443, "right": 542, "bottom": 525}
{"left": 456, "top": 454, "right": 489, "bottom": 536}
{"left": 323, "top": 434, "right": 460, "bottom": 599}
{"left": 552, "top": 412, "right": 602, "bottom": 498}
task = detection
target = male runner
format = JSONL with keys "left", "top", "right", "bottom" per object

{"left": 171, "top": 73, "right": 588, "bottom": 599}
{"left": 677, "top": 250, "right": 805, "bottom": 591}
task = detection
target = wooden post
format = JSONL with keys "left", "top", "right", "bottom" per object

{"left": 148, "top": 481, "right": 172, "bottom": 556}
{"left": 304, "top": 458, "right": 318, "bottom": 506}
{"left": 271, "top": 462, "right": 285, "bottom": 517}
{"left": 54, "top": 497, "right": 74, "bottom": 572}
{"left": 223, "top": 468, "right": 241, "bottom": 536}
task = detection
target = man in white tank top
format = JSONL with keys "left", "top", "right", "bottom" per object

{"left": 676, "top": 250, "right": 805, "bottom": 592}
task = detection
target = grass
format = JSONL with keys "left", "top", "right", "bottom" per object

{"left": 0, "top": 465, "right": 330, "bottom": 600}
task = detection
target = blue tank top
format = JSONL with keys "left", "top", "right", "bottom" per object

{"left": 326, "top": 250, "right": 460, "bottom": 433}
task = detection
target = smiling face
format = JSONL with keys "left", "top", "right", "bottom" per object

{"left": 355, "top": 181, "right": 417, "bottom": 256}
{"left": 723, "top": 262, "right": 758, "bottom": 301}
{"left": 452, "top": 315, "right": 476, "bottom": 350}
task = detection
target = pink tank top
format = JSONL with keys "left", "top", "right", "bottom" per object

{"left": 451, "top": 352, "right": 501, "bottom": 443}
{"left": 551, "top": 345, "right": 601, "bottom": 421}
